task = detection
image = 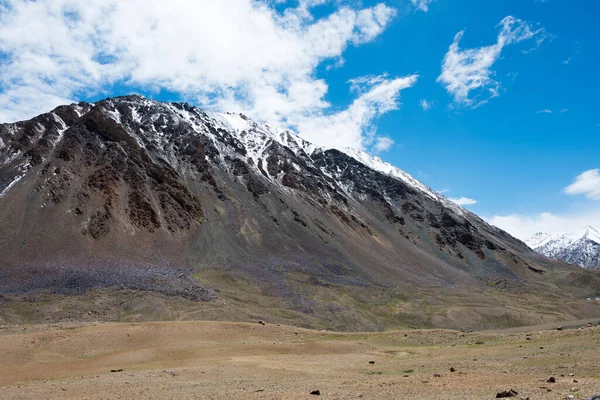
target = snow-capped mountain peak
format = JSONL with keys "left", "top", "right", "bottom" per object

{"left": 574, "top": 225, "right": 600, "bottom": 244}
{"left": 525, "top": 231, "right": 569, "bottom": 249}
{"left": 525, "top": 232, "right": 551, "bottom": 248}
{"left": 527, "top": 226, "right": 600, "bottom": 270}
{"left": 103, "top": 96, "right": 458, "bottom": 216}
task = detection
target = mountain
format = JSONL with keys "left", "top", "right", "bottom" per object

{"left": 526, "top": 226, "right": 600, "bottom": 270}
{"left": 1, "top": 95, "right": 599, "bottom": 330}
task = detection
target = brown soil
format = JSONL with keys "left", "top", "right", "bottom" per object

{"left": 0, "top": 320, "right": 599, "bottom": 399}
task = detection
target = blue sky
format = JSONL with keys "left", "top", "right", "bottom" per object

{"left": 0, "top": 0, "right": 598, "bottom": 238}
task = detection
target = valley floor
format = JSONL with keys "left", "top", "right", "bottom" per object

{"left": 0, "top": 320, "right": 599, "bottom": 399}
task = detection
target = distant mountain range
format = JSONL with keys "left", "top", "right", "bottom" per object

{"left": 526, "top": 226, "right": 600, "bottom": 270}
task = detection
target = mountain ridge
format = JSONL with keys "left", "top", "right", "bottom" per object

{"left": 1, "top": 94, "right": 599, "bottom": 330}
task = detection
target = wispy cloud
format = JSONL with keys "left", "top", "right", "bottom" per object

{"left": 0, "top": 0, "right": 403, "bottom": 151}
{"left": 411, "top": 0, "right": 435, "bottom": 12}
{"left": 437, "top": 16, "right": 549, "bottom": 107}
{"left": 563, "top": 41, "right": 581, "bottom": 65}
{"left": 449, "top": 197, "right": 478, "bottom": 206}
{"left": 420, "top": 99, "right": 433, "bottom": 110}
{"left": 297, "top": 74, "right": 418, "bottom": 150}
{"left": 536, "top": 108, "right": 569, "bottom": 114}
{"left": 564, "top": 169, "right": 600, "bottom": 200}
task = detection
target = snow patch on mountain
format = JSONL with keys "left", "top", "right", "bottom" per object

{"left": 340, "top": 147, "right": 468, "bottom": 216}
{"left": 151, "top": 97, "right": 458, "bottom": 214}
{"left": 0, "top": 173, "right": 24, "bottom": 198}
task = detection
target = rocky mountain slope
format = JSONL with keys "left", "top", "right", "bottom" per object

{"left": 1, "top": 95, "right": 599, "bottom": 329}
{"left": 526, "top": 226, "right": 600, "bottom": 270}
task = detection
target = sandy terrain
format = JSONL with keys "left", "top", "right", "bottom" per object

{"left": 0, "top": 320, "right": 599, "bottom": 399}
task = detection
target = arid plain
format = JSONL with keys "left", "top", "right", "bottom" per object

{"left": 1, "top": 319, "right": 599, "bottom": 399}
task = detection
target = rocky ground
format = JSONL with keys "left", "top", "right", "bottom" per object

{"left": 1, "top": 319, "right": 599, "bottom": 399}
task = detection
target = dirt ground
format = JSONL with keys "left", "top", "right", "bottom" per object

{"left": 0, "top": 319, "right": 599, "bottom": 399}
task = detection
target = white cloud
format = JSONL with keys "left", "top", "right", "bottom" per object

{"left": 449, "top": 197, "right": 478, "bottom": 206}
{"left": 560, "top": 108, "right": 569, "bottom": 113}
{"left": 373, "top": 136, "right": 395, "bottom": 152}
{"left": 564, "top": 169, "right": 600, "bottom": 200}
{"left": 420, "top": 99, "right": 433, "bottom": 110}
{"left": 437, "top": 16, "right": 548, "bottom": 107}
{"left": 296, "top": 74, "right": 418, "bottom": 150}
{"left": 488, "top": 210, "right": 600, "bottom": 241}
{"left": 411, "top": 0, "right": 434, "bottom": 12}
{"left": 488, "top": 169, "right": 600, "bottom": 240}
{"left": 0, "top": 0, "right": 404, "bottom": 151}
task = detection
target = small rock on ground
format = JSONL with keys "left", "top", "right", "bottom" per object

{"left": 496, "top": 389, "right": 518, "bottom": 398}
